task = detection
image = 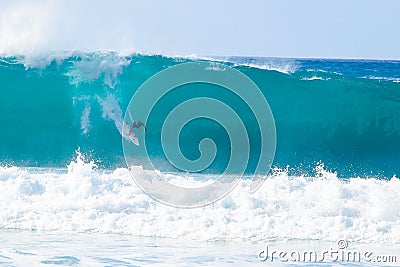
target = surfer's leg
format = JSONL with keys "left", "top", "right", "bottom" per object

{"left": 129, "top": 124, "right": 139, "bottom": 135}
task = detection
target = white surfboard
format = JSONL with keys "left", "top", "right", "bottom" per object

{"left": 122, "top": 124, "right": 140, "bottom": 146}
{"left": 128, "top": 133, "right": 140, "bottom": 146}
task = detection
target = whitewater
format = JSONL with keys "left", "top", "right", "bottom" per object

{"left": 1, "top": 152, "right": 400, "bottom": 243}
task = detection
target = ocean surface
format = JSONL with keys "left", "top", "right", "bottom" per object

{"left": 0, "top": 53, "right": 400, "bottom": 265}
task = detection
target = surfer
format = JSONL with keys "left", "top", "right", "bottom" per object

{"left": 128, "top": 120, "right": 147, "bottom": 137}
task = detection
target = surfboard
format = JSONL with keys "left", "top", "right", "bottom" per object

{"left": 128, "top": 133, "right": 140, "bottom": 146}
{"left": 122, "top": 124, "right": 140, "bottom": 146}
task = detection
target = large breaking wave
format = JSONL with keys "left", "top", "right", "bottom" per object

{"left": 1, "top": 53, "right": 399, "bottom": 177}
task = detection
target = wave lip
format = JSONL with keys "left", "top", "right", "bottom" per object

{"left": 1, "top": 52, "right": 400, "bottom": 80}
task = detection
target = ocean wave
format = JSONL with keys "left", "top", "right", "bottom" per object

{"left": 0, "top": 51, "right": 300, "bottom": 74}
{"left": 1, "top": 53, "right": 400, "bottom": 176}
{"left": 0, "top": 153, "right": 399, "bottom": 244}
{"left": 2, "top": 51, "right": 400, "bottom": 83}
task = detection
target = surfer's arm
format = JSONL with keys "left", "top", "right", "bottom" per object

{"left": 140, "top": 122, "right": 147, "bottom": 131}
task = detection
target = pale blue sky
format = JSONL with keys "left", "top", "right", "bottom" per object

{"left": 0, "top": 0, "right": 399, "bottom": 59}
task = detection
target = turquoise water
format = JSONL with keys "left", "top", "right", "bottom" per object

{"left": 1, "top": 53, "right": 400, "bottom": 178}
{"left": 1, "top": 54, "right": 400, "bottom": 264}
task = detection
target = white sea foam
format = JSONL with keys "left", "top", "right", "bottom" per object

{"left": 17, "top": 51, "right": 74, "bottom": 70}
{"left": 0, "top": 153, "right": 399, "bottom": 244}
{"left": 80, "top": 103, "right": 91, "bottom": 135}
{"left": 1, "top": 48, "right": 299, "bottom": 76}
{"left": 362, "top": 76, "right": 400, "bottom": 83}
{"left": 65, "top": 52, "right": 131, "bottom": 88}
{"left": 236, "top": 63, "right": 296, "bottom": 74}
{"left": 195, "top": 56, "right": 299, "bottom": 74}
{"left": 96, "top": 94, "right": 124, "bottom": 134}
{"left": 301, "top": 76, "right": 331, "bottom": 81}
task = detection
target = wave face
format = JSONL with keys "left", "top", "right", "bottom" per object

{"left": 1, "top": 53, "right": 400, "bottom": 177}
